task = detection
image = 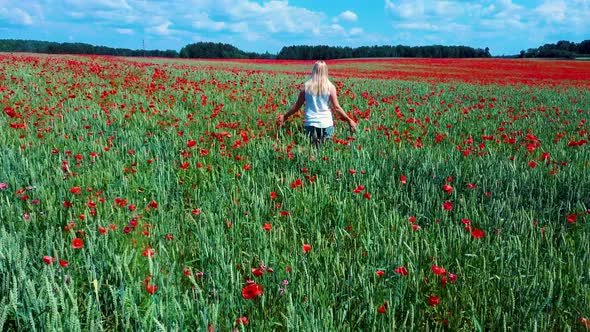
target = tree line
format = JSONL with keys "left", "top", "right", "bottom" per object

{"left": 1, "top": 39, "right": 491, "bottom": 60}
{"left": 519, "top": 40, "right": 590, "bottom": 59}
{"left": 1, "top": 38, "right": 588, "bottom": 60}
{"left": 276, "top": 45, "right": 491, "bottom": 59}
{"left": 0, "top": 39, "right": 178, "bottom": 58}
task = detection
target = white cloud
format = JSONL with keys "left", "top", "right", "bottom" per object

{"left": 0, "top": 7, "right": 33, "bottom": 25}
{"left": 190, "top": 12, "right": 227, "bottom": 31}
{"left": 116, "top": 28, "right": 134, "bottom": 35}
{"left": 338, "top": 10, "right": 358, "bottom": 22}
{"left": 349, "top": 27, "right": 363, "bottom": 36}
{"left": 535, "top": 0, "right": 573, "bottom": 23}
{"left": 147, "top": 21, "right": 173, "bottom": 36}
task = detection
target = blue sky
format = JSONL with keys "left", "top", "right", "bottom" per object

{"left": 1, "top": 0, "right": 589, "bottom": 56}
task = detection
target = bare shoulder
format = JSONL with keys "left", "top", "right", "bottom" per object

{"left": 329, "top": 82, "right": 338, "bottom": 95}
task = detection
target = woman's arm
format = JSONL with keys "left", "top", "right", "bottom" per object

{"left": 329, "top": 85, "right": 357, "bottom": 133}
{"left": 277, "top": 89, "right": 305, "bottom": 127}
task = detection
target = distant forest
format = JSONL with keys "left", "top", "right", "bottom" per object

{"left": 519, "top": 40, "right": 590, "bottom": 59}
{"left": 0, "top": 39, "right": 588, "bottom": 60}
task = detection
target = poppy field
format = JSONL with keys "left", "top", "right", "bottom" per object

{"left": 1, "top": 53, "right": 589, "bottom": 331}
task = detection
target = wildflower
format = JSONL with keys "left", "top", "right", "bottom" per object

{"left": 251, "top": 268, "right": 264, "bottom": 277}
{"left": 443, "top": 184, "right": 453, "bottom": 194}
{"left": 428, "top": 295, "right": 440, "bottom": 307}
{"left": 302, "top": 243, "right": 312, "bottom": 253}
{"left": 241, "top": 283, "right": 263, "bottom": 299}
{"left": 400, "top": 174, "right": 407, "bottom": 184}
{"left": 71, "top": 238, "right": 84, "bottom": 249}
{"left": 146, "top": 284, "right": 158, "bottom": 295}
{"left": 378, "top": 302, "right": 388, "bottom": 313}
{"left": 471, "top": 229, "right": 485, "bottom": 239}
{"left": 395, "top": 266, "right": 408, "bottom": 276}
{"left": 567, "top": 214, "right": 577, "bottom": 223}
{"left": 431, "top": 266, "right": 447, "bottom": 275}
{"left": 43, "top": 256, "right": 55, "bottom": 265}
{"left": 375, "top": 270, "right": 385, "bottom": 277}
{"left": 290, "top": 179, "right": 303, "bottom": 188}
{"left": 442, "top": 201, "right": 453, "bottom": 211}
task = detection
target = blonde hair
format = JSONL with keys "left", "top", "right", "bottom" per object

{"left": 304, "top": 61, "right": 333, "bottom": 96}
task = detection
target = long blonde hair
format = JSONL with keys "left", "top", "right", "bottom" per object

{"left": 304, "top": 61, "right": 333, "bottom": 96}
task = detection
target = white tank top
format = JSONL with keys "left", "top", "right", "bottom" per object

{"left": 304, "top": 91, "right": 333, "bottom": 128}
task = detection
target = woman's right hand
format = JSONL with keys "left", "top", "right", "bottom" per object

{"left": 348, "top": 119, "right": 357, "bottom": 133}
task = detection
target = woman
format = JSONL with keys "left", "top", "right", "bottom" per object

{"left": 277, "top": 61, "right": 357, "bottom": 145}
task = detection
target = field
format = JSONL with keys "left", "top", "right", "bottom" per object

{"left": 1, "top": 53, "right": 589, "bottom": 331}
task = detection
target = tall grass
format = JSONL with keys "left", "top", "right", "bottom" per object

{"left": 0, "top": 54, "right": 589, "bottom": 331}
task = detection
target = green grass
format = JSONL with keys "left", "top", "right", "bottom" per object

{"left": 0, "top": 54, "right": 589, "bottom": 331}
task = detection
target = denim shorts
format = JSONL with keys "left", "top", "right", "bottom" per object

{"left": 304, "top": 126, "right": 334, "bottom": 140}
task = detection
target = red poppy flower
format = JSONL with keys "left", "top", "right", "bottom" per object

{"left": 43, "top": 256, "right": 55, "bottom": 265}
{"left": 395, "top": 266, "right": 408, "bottom": 276}
{"left": 471, "top": 229, "right": 485, "bottom": 239}
{"left": 408, "top": 216, "right": 416, "bottom": 223}
{"left": 71, "top": 238, "right": 84, "bottom": 249}
{"left": 442, "top": 201, "right": 453, "bottom": 211}
{"left": 400, "top": 174, "right": 407, "bottom": 184}
{"left": 236, "top": 316, "right": 249, "bottom": 325}
{"left": 442, "top": 184, "right": 453, "bottom": 194}
{"left": 187, "top": 140, "right": 196, "bottom": 148}
{"left": 290, "top": 179, "right": 303, "bottom": 188}
{"left": 448, "top": 273, "right": 457, "bottom": 283}
{"left": 352, "top": 185, "right": 365, "bottom": 194}
{"left": 378, "top": 302, "right": 388, "bottom": 313}
{"left": 567, "top": 214, "right": 577, "bottom": 223}
{"left": 528, "top": 161, "right": 537, "bottom": 168}
{"left": 431, "top": 265, "right": 446, "bottom": 275}
{"left": 269, "top": 191, "right": 277, "bottom": 199}
{"left": 411, "top": 224, "right": 421, "bottom": 231}
{"left": 466, "top": 183, "right": 476, "bottom": 189}
{"left": 59, "top": 259, "right": 69, "bottom": 267}
{"left": 241, "top": 283, "right": 263, "bottom": 299}
{"left": 375, "top": 270, "right": 385, "bottom": 277}
{"left": 142, "top": 248, "right": 155, "bottom": 257}
{"left": 146, "top": 284, "right": 158, "bottom": 295}
{"left": 262, "top": 223, "right": 272, "bottom": 231}
{"left": 302, "top": 243, "right": 312, "bottom": 253}
{"left": 363, "top": 192, "right": 372, "bottom": 199}
{"left": 69, "top": 186, "right": 82, "bottom": 195}
{"left": 251, "top": 268, "right": 264, "bottom": 277}
{"left": 428, "top": 295, "right": 440, "bottom": 307}
{"left": 349, "top": 169, "right": 356, "bottom": 175}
